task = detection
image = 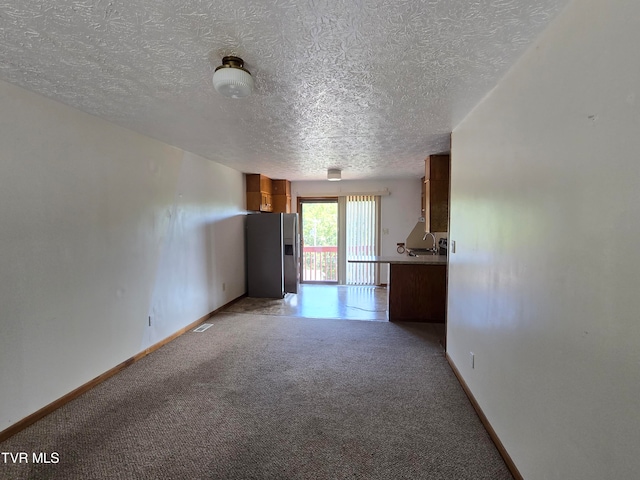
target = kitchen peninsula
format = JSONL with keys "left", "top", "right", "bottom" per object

{"left": 349, "top": 255, "right": 447, "bottom": 323}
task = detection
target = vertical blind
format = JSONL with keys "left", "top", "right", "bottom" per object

{"left": 346, "top": 195, "right": 379, "bottom": 285}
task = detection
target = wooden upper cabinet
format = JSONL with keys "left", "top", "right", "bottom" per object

{"left": 272, "top": 194, "right": 291, "bottom": 213}
{"left": 246, "top": 174, "right": 271, "bottom": 193}
{"left": 272, "top": 179, "right": 291, "bottom": 196}
{"left": 271, "top": 179, "right": 291, "bottom": 213}
{"left": 246, "top": 175, "right": 290, "bottom": 213}
{"left": 246, "top": 174, "right": 273, "bottom": 212}
{"left": 423, "top": 154, "right": 450, "bottom": 233}
{"left": 246, "top": 192, "right": 273, "bottom": 212}
{"left": 420, "top": 176, "right": 426, "bottom": 217}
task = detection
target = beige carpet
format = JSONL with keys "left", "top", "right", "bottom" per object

{"left": 0, "top": 313, "right": 512, "bottom": 479}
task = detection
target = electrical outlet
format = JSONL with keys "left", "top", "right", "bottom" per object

{"left": 451, "top": 240, "right": 456, "bottom": 254}
{"left": 470, "top": 352, "right": 475, "bottom": 369}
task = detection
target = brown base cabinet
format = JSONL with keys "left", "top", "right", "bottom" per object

{"left": 388, "top": 263, "right": 446, "bottom": 322}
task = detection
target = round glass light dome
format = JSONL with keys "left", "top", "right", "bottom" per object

{"left": 212, "top": 57, "right": 254, "bottom": 99}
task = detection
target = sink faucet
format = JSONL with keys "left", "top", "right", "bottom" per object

{"left": 422, "top": 231, "right": 437, "bottom": 253}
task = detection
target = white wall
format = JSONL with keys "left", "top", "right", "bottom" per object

{"left": 448, "top": 0, "right": 640, "bottom": 478}
{"left": 292, "top": 179, "right": 421, "bottom": 282}
{"left": 0, "top": 79, "right": 246, "bottom": 431}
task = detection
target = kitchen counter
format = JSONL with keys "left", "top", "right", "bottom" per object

{"left": 348, "top": 255, "right": 447, "bottom": 265}
{"left": 349, "top": 255, "right": 447, "bottom": 323}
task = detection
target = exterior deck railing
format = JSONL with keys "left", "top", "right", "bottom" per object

{"left": 302, "top": 246, "right": 337, "bottom": 282}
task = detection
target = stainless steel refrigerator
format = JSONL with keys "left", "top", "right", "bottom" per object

{"left": 246, "top": 213, "right": 299, "bottom": 298}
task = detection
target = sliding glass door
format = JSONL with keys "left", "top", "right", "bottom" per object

{"left": 298, "top": 195, "right": 380, "bottom": 285}
{"left": 299, "top": 199, "right": 338, "bottom": 283}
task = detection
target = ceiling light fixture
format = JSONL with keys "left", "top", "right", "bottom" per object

{"left": 212, "top": 56, "right": 254, "bottom": 99}
{"left": 327, "top": 168, "right": 341, "bottom": 181}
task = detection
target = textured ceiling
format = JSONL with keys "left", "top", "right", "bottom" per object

{"left": 0, "top": 0, "right": 569, "bottom": 180}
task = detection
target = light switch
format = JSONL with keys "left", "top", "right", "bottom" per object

{"left": 451, "top": 240, "right": 456, "bottom": 253}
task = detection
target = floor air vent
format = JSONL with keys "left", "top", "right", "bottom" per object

{"left": 193, "top": 323, "right": 213, "bottom": 333}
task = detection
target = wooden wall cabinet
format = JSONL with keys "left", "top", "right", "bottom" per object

{"left": 272, "top": 195, "right": 291, "bottom": 213}
{"left": 271, "top": 179, "right": 290, "bottom": 196}
{"left": 246, "top": 175, "right": 291, "bottom": 213}
{"left": 246, "top": 174, "right": 273, "bottom": 212}
{"left": 421, "top": 176, "right": 426, "bottom": 218}
{"left": 271, "top": 179, "right": 292, "bottom": 213}
{"left": 423, "top": 154, "right": 450, "bottom": 232}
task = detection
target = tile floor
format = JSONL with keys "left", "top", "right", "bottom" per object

{"left": 224, "top": 284, "right": 388, "bottom": 321}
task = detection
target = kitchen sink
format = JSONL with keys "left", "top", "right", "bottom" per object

{"left": 407, "top": 249, "right": 437, "bottom": 256}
